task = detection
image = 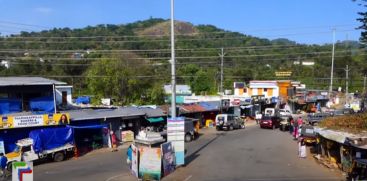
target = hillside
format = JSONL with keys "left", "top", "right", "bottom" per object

{"left": 0, "top": 18, "right": 365, "bottom": 105}
{"left": 137, "top": 21, "right": 198, "bottom": 36}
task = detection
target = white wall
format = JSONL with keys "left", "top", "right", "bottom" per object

{"left": 55, "top": 86, "right": 73, "bottom": 106}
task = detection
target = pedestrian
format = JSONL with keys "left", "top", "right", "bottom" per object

{"left": 298, "top": 138, "right": 307, "bottom": 158}
{"left": 293, "top": 118, "right": 298, "bottom": 140}
{"left": 110, "top": 131, "right": 119, "bottom": 152}
{"left": 0, "top": 153, "right": 7, "bottom": 179}
{"left": 126, "top": 145, "right": 132, "bottom": 169}
{"left": 289, "top": 117, "right": 294, "bottom": 135}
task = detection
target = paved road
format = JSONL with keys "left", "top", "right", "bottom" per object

{"left": 32, "top": 123, "right": 343, "bottom": 181}
{"left": 164, "top": 125, "right": 342, "bottom": 181}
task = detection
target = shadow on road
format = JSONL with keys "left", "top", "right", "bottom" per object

{"left": 184, "top": 132, "right": 225, "bottom": 166}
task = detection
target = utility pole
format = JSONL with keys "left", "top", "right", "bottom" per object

{"left": 170, "top": 0, "right": 176, "bottom": 118}
{"left": 219, "top": 48, "right": 225, "bottom": 94}
{"left": 344, "top": 65, "right": 351, "bottom": 104}
{"left": 364, "top": 75, "right": 366, "bottom": 94}
{"left": 329, "top": 28, "right": 336, "bottom": 97}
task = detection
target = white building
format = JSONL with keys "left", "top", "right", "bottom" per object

{"left": 234, "top": 81, "right": 279, "bottom": 98}
{"left": 55, "top": 85, "right": 73, "bottom": 106}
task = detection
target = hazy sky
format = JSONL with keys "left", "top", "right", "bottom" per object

{"left": 0, "top": 0, "right": 363, "bottom": 44}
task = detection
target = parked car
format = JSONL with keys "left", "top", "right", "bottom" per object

{"left": 307, "top": 113, "right": 329, "bottom": 126}
{"left": 279, "top": 109, "right": 292, "bottom": 116}
{"left": 259, "top": 116, "right": 280, "bottom": 129}
{"left": 215, "top": 114, "right": 245, "bottom": 131}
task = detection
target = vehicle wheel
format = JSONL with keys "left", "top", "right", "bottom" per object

{"left": 6, "top": 162, "right": 12, "bottom": 172}
{"left": 229, "top": 125, "right": 234, "bottom": 131}
{"left": 185, "top": 133, "right": 192, "bottom": 142}
{"left": 53, "top": 152, "right": 65, "bottom": 162}
{"left": 216, "top": 127, "right": 220, "bottom": 131}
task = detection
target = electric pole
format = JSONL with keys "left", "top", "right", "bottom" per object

{"left": 344, "top": 65, "right": 350, "bottom": 104}
{"left": 219, "top": 48, "right": 225, "bottom": 95}
{"left": 329, "top": 28, "right": 336, "bottom": 97}
{"left": 364, "top": 75, "right": 366, "bottom": 94}
{"left": 170, "top": 0, "right": 176, "bottom": 118}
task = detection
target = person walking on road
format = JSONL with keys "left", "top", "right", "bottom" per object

{"left": 289, "top": 117, "right": 294, "bottom": 135}
{"left": 0, "top": 153, "right": 7, "bottom": 179}
{"left": 298, "top": 138, "right": 307, "bottom": 158}
{"left": 126, "top": 145, "right": 133, "bottom": 169}
{"left": 293, "top": 118, "right": 299, "bottom": 140}
{"left": 110, "top": 131, "right": 119, "bottom": 152}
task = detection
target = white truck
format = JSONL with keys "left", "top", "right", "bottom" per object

{"left": 5, "top": 128, "right": 75, "bottom": 171}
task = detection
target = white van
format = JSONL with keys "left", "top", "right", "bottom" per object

{"left": 215, "top": 114, "right": 245, "bottom": 131}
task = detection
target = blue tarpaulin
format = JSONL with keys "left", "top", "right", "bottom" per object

{"left": 76, "top": 96, "right": 90, "bottom": 104}
{"left": 29, "top": 96, "right": 55, "bottom": 114}
{"left": 0, "top": 98, "right": 21, "bottom": 114}
{"left": 29, "top": 127, "right": 74, "bottom": 154}
{"left": 67, "top": 124, "right": 108, "bottom": 129}
{"left": 199, "top": 102, "right": 220, "bottom": 111}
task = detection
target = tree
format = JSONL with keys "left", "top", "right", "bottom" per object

{"left": 354, "top": 0, "right": 367, "bottom": 42}
{"left": 85, "top": 53, "right": 155, "bottom": 105}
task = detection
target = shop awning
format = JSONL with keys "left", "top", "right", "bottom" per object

{"left": 147, "top": 117, "right": 164, "bottom": 123}
{"left": 67, "top": 124, "right": 108, "bottom": 129}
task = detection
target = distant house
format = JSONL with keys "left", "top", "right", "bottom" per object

{"left": 0, "top": 60, "right": 9, "bottom": 69}
{"left": 164, "top": 84, "right": 192, "bottom": 104}
{"left": 163, "top": 84, "right": 192, "bottom": 95}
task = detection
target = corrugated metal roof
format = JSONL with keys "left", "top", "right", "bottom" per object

{"left": 66, "top": 106, "right": 166, "bottom": 121}
{"left": 66, "top": 107, "right": 145, "bottom": 121}
{"left": 0, "top": 77, "right": 66, "bottom": 86}
{"left": 180, "top": 104, "right": 206, "bottom": 114}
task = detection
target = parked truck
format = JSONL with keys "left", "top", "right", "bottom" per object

{"left": 6, "top": 127, "right": 74, "bottom": 171}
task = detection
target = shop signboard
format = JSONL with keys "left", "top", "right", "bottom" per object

{"left": 0, "top": 113, "right": 70, "bottom": 129}
{"left": 13, "top": 115, "right": 44, "bottom": 128}
{"left": 167, "top": 117, "right": 185, "bottom": 166}
{"left": 131, "top": 144, "right": 138, "bottom": 178}
{"left": 0, "top": 140, "right": 4, "bottom": 154}
{"left": 139, "top": 147, "right": 161, "bottom": 180}
{"left": 161, "top": 142, "right": 175, "bottom": 176}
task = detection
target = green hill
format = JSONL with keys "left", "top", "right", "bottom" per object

{"left": 0, "top": 18, "right": 365, "bottom": 105}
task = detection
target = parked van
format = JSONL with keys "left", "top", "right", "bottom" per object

{"left": 215, "top": 114, "right": 245, "bottom": 131}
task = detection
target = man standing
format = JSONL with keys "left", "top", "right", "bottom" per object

{"left": 0, "top": 153, "right": 7, "bottom": 179}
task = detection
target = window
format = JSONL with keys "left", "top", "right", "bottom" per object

{"left": 21, "top": 146, "right": 31, "bottom": 152}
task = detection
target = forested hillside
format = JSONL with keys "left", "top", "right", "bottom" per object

{"left": 0, "top": 18, "right": 366, "bottom": 105}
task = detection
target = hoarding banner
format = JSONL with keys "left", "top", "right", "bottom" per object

{"left": 161, "top": 142, "right": 175, "bottom": 176}
{"left": 167, "top": 117, "right": 185, "bottom": 166}
{"left": 139, "top": 147, "right": 161, "bottom": 180}
{"left": 131, "top": 144, "right": 138, "bottom": 178}
{"left": 0, "top": 113, "right": 70, "bottom": 129}
{"left": 12, "top": 161, "right": 33, "bottom": 181}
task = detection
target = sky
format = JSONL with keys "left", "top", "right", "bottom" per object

{"left": 0, "top": 0, "right": 364, "bottom": 44}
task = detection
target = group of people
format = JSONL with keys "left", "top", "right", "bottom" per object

{"left": 290, "top": 117, "right": 307, "bottom": 158}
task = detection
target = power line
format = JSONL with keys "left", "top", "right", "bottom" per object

{"left": 0, "top": 29, "right": 358, "bottom": 43}
{"left": 0, "top": 49, "right": 360, "bottom": 61}
{"left": 0, "top": 43, "right": 352, "bottom": 53}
